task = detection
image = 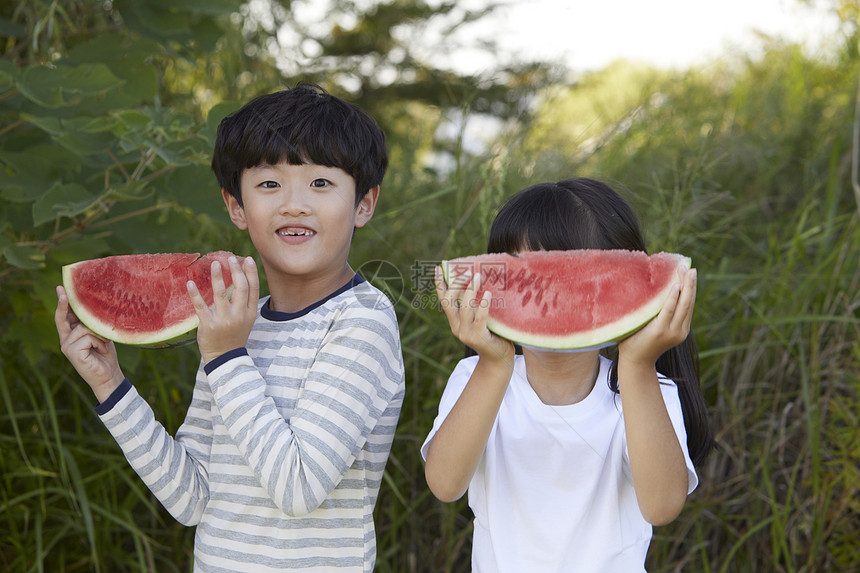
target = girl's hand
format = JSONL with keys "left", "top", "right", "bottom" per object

{"left": 618, "top": 267, "right": 697, "bottom": 366}
{"left": 188, "top": 256, "right": 259, "bottom": 364}
{"left": 435, "top": 266, "right": 514, "bottom": 365}
{"left": 55, "top": 286, "right": 125, "bottom": 402}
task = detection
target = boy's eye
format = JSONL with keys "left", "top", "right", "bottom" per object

{"left": 260, "top": 180, "right": 279, "bottom": 189}
{"left": 310, "top": 178, "right": 330, "bottom": 188}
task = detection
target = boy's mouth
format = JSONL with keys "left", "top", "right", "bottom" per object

{"left": 277, "top": 226, "right": 316, "bottom": 237}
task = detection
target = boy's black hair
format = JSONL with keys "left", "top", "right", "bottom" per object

{"left": 485, "top": 178, "right": 715, "bottom": 466}
{"left": 211, "top": 83, "right": 388, "bottom": 207}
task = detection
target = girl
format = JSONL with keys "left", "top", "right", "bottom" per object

{"left": 421, "top": 178, "right": 714, "bottom": 572}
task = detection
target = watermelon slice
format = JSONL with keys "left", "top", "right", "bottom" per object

{"left": 442, "top": 250, "right": 691, "bottom": 350}
{"left": 62, "top": 252, "right": 236, "bottom": 348}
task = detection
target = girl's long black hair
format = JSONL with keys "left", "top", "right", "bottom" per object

{"left": 485, "top": 177, "right": 715, "bottom": 466}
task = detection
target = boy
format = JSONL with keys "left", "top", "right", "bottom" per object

{"left": 55, "top": 84, "right": 405, "bottom": 572}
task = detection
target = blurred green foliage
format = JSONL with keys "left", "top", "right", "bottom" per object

{"left": 2, "top": 0, "right": 859, "bottom": 572}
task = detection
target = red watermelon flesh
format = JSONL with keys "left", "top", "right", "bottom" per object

{"left": 442, "top": 250, "right": 691, "bottom": 350}
{"left": 62, "top": 251, "right": 236, "bottom": 347}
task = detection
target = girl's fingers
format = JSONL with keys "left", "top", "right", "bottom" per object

{"left": 433, "top": 267, "right": 454, "bottom": 319}
{"left": 652, "top": 268, "right": 696, "bottom": 344}
{"left": 473, "top": 288, "right": 492, "bottom": 326}
{"left": 433, "top": 266, "right": 446, "bottom": 297}
{"left": 435, "top": 266, "right": 468, "bottom": 321}
{"left": 671, "top": 268, "right": 697, "bottom": 331}
{"left": 649, "top": 278, "right": 679, "bottom": 332}
{"left": 457, "top": 272, "right": 483, "bottom": 321}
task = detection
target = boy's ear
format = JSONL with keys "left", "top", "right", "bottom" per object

{"left": 354, "top": 185, "right": 379, "bottom": 229}
{"left": 222, "top": 189, "right": 248, "bottom": 230}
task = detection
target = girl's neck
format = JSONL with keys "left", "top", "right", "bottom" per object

{"left": 521, "top": 348, "right": 601, "bottom": 406}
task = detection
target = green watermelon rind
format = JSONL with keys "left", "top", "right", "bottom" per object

{"left": 441, "top": 251, "right": 692, "bottom": 351}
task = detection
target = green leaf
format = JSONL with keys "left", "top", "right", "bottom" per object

{"left": 107, "top": 180, "right": 152, "bottom": 201}
{"left": 16, "top": 64, "right": 125, "bottom": 109}
{"left": 149, "top": 137, "right": 208, "bottom": 166}
{"left": 0, "top": 145, "right": 82, "bottom": 202}
{"left": 3, "top": 244, "right": 45, "bottom": 269}
{"left": 202, "top": 101, "right": 241, "bottom": 145}
{"left": 29, "top": 115, "right": 122, "bottom": 156}
{"left": 67, "top": 116, "right": 121, "bottom": 134}
{"left": 0, "top": 59, "right": 17, "bottom": 91}
{"left": 47, "top": 235, "right": 111, "bottom": 266}
{"left": 16, "top": 66, "right": 67, "bottom": 108}
{"left": 98, "top": 202, "right": 188, "bottom": 252}
{"left": 61, "top": 64, "right": 125, "bottom": 96}
{"left": 53, "top": 129, "right": 116, "bottom": 156}
{"left": 0, "top": 203, "right": 37, "bottom": 234}
{"left": 65, "top": 34, "right": 164, "bottom": 66}
{"left": 113, "top": 110, "right": 153, "bottom": 132}
{"left": 62, "top": 35, "right": 160, "bottom": 112}
{"left": 157, "top": 164, "right": 227, "bottom": 221}
{"left": 19, "top": 113, "right": 62, "bottom": 135}
{"left": 32, "top": 183, "right": 99, "bottom": 227}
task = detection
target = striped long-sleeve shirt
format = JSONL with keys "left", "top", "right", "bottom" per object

{"left": 97, "top": 276, "right": 405, "bottom": 572}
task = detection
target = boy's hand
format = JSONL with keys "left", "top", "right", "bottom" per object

{"left": 55, "top": 286, "right": 125, "bottom": 403}
{"left": 187, "top": 256, "right": 259, "bottom": 364}
{"left": 618, "top": 267, "right": 697, "bottom": 367}
{"left": 435, "top": 266, "right": 515, "bottom": 365}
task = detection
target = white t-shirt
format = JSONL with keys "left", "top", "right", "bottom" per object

{"left": 421, "top": 354, "right": 698, "bottom": 573}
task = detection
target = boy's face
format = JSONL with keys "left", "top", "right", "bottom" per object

{"left": 223, "top": 161, "right": 377, "bottom": 294}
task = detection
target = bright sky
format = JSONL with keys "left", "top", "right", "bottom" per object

{"left": 443, "top": 0, "right": 840, "bottom": 73}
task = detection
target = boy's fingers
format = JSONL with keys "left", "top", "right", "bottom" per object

{"left": 55, "top": 285, "right": 81, "bottom": 338}
{"left": 65, "top": 323, "right": 107, "bottom": 354}
{"left": 55, "top": 286, "right": 71, "bottom": 336}
{"left": 244, "top": 257, "right": 259, "bottom": 310}
{"left": 210, "top": 260, "right": 228, "bottom": 309}
{"left": 228, "top": 256, "right": 248, "bottom": 306}
{"left": 186, "top": 280, "right": 209, "bottom": 318}
{"left": 77, "top": 327, "right": 110, "bottom": 355}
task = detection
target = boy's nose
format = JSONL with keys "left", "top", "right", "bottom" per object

{"left": 278, "top": 186, "right": 311, "bottom": 216}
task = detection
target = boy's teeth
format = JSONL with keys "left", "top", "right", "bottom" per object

{"left": 279, "top": 228, "right": 314, "bottom": 236}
